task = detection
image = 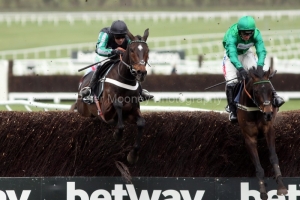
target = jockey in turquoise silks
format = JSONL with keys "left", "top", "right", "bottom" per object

{"left": 79, "top": 20, "right": 153, "bottom": 103}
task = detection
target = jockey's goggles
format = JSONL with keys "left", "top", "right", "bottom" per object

{"left": 241, "top": 30, "right": 254, "bottom": 36}
{"left": 114, "top": 34, "right": 126, "bottom": 39}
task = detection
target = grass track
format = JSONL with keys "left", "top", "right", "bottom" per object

{"left": 1, "top": 16, "right": 300, "bottom": 53}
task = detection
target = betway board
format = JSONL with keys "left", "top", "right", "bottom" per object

{"left": 0, "top": 177, "right": 299, "bottom": 200}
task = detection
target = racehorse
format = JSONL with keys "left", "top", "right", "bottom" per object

{"left": 72, "top": 28, "right": 149, "bottom": 164}
{"left": 236, "top": 66, "right": 288, "bottom": 200}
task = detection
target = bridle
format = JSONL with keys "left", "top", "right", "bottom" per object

{"left": 243, "top": 79, "right": 272, "bottom": 112}
{"left": 119, "top": 40, "right": 150, "bottom": 77}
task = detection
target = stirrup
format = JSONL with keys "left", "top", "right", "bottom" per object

{"left": 229, "top": 112, "right": 238, "bottom": 123}
{"left": 225, "top": 105, "right": 230, "bottom": 113}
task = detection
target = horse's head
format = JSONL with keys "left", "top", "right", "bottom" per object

{"left": 123, "top": 28, "right": 149, "bottom": 82}
{"left": 248, "top": 66, "right": 274, "bottom": 121}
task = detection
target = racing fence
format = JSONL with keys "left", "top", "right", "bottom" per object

{"left": 0, "top": 110, "right": 299, "bottom": 177}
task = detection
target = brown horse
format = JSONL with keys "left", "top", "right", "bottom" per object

{"left": 236, "top": 66, "right": 287, "bottom": 200}
{"left": 72, "top": 28, "right": 149, "bottom": 164}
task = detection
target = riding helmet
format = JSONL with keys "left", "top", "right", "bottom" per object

{"left": 110, "top": 20, "right": 128, "bottom": 35}
{"left": 237, "top": 16, "right": 256, "bottom": 31}
{"left": 237, "top": 16, "right": 256, "bottom": 37}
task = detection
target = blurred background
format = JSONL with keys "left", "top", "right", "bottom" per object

{"left": 0, "top": 0, "right": 299, "bottom": 11}
{"left": 0, "top": 0, "right": 300, "bottom": 111}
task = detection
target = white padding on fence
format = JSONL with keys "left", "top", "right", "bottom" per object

{"left": 0, "top": 100, "right": 215, "bottom": 112}
{"left": 8, "top": 92, "right": 78, "bottom": 103}
{"left": 8, "top": 91, "right": 298, "bottom": 104}
{"left": 0, "top": 60, "right": 8, "bottom": 101}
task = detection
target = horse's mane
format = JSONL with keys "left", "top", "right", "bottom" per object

{"left": 249, "top": 66, "right": 265, "bottom": 79}
{"left": 135, "top": 35, "right": 142, "bottom": 40}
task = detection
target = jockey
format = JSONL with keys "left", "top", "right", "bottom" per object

{"left": 80, "top": 20, "right": 154, "bottom": 102}
{"left": 222, "top": 16, "right": 285, "bottom": 122}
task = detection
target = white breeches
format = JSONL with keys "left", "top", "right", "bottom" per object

{"left": 222, "top": 49, "right": 257, "bottom": 84}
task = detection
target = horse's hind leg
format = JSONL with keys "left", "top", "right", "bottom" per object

{"left": 244, "top": 134, "right": 268, "bottom": 200}
{"left": 112, "top": 99, "right": 124, "bottom": 141}
{"left": 127, "top": 111, "right": 145, "bottom": 165}
{"left": 265, "top": 128, "right": 288, "bottom": 196}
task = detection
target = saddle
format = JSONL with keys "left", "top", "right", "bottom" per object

{"left": 233, "top": 81, "right": 243, "bottom": 104}
{"left": 93, "top": 59, "right": 120, "bottom": 99}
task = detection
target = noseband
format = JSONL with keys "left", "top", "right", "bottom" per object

{"left": 119, "top": 40, "right": 149, "bottom": 77}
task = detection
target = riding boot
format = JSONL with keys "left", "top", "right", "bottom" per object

{"left": 270, "top": 83, "right": 285, "bottom": 107}
{"left": 79, "top": 64, "right": 102, "bottom": 98}
{"left": 226, "top": 83, "right": 238, "bottom": 122}
{"left": 138, "top": 83, "right": 154, "bottom": 102}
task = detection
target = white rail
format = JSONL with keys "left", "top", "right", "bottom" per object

{"left": 1, "top": 30, "right": 300, "bottom": 60}
{"left": 7, "top": 56, "right": 300, "bottom": 76}
{"left": 0, "top": 61, "right": 8, "bottom": 101}
{"left": 7, "top": 92, "right": 299, "bottom": 104}
{"left": 1, "top": 11, "right": 300, "bottom": 26}
{"left": 0, "top": 100, "right": 71, "bottom": 111}
{"left": 0, "top": 100, "right": 208, "bottom": 112}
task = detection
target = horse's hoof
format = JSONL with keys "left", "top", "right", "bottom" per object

{"left": 260, "top": 192, "right": 268, "bottom": 200}
{"left": 113, "top": 131, "right": 123, "bottom": 141}
{"left": 127, "top": 151, "right": 138, "bottom": 165}
{"left": 277, "top": 187, "right": 288, "bottom": 196}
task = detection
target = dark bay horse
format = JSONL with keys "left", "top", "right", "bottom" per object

{"left": 72, "top": 29, "right": 149, "bottom": 164}
{"left": 236, "top": 66, "right": 287, "bottom": 200}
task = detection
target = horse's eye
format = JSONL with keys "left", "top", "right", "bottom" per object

{"left": 130, "top": 48, "right": 134, "bottom": 53}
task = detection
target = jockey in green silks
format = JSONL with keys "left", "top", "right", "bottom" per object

{"left": 222, "top": 16, "right": 285, "bottom": 122}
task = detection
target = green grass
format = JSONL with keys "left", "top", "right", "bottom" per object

{"left": 1, "top": 16, "right": 300, "bottom": 54}
{"left": 0, "top": 103, "right": 69, "bottom": 111}
{"left": 0, "top": 105, "right": 50, "bottom": 111}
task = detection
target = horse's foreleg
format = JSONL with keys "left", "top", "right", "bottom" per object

{"left": 127, "top": 112, "right": 145, "bottom": 165}
{"left": 244, "top": 135, "right": 268, "bottom": 200}
{"left": 265, "top": 128, "right": 288, "bottom": 196}
{"left": 70, "top": 100, "right": 77, "bottom": 112}
{"left": 112, "top": 99, "right": 124, "bottom": 141}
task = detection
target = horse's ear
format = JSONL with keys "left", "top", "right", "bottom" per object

{"left": 265, "top": 66, "right": 271, "bottom": 79}
{"left": 267, "top": 64, "right": 277, "bottom": 79}
{"left": 127, "top": 29, "right": 135, "bottom": 41}
{"left": 142, "top": 28, "right": 149, "bottom": 42}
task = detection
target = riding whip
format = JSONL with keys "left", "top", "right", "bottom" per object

{"left": 204, "top": 77, "right": 238, "bottom": 90}
{"left": 78, "top": 55, "right": 116, "bottom": 72}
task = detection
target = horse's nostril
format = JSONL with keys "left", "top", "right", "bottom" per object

{"left": 264, "top": 112, "right": 273, "bottom": 121}
{"left": 137, "top": 70, "right": 141, "bottom": 74}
